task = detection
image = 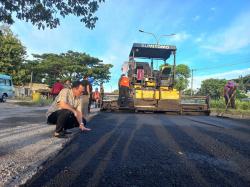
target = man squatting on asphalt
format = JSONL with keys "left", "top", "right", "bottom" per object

{"left": 46, "top": 81, "right": 91, "bottom": 138}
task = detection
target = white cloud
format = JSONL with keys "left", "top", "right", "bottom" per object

{"left": 191, "top": 68, "right": 250, "bottom": 89}
{"left": 172, "top": 31, "right": 191, "bottom": 42}
{"left": 202, "top": 11, "right": 250, "bottom": 53}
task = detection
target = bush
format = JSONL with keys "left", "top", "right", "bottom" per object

{"left": 210, "top": 99, "right": 226, "bottom": 109}
{"left": 236, "top": 100, "right": 250, "bottom": 110}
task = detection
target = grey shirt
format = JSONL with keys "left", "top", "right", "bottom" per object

{"left": 46, "top": 88, "right": 82, "bottom": 118}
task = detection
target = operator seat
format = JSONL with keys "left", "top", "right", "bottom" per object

{"left": 160, "top": 65, "right": 172, "bottom": 86}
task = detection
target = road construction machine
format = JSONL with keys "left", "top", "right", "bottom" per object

{"left": 101, "top": 43, "right": 210, "bottom": 115}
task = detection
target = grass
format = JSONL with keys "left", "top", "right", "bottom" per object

{"left": 210, "top": 98, "right": 250, "bottom": 116}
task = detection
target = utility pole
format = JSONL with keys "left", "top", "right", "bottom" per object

{"left": 30, "top": 71, "right": 33, "bottom": 96}
{"left": 191, "top": 69, "right": 196, "bottom": 96}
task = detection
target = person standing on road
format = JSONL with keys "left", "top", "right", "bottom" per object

{"left": 51, "top": 78, "right": 64, "bottom": 100}
{"left": 224, "top": 80, "right": 237, "bottom": 109}
{"left": 46, "top": 81, "right": 91, "bottom": 138}
{"left": 118, "top": 74, "right": 130, "bottom": 106}
{"left": 100, "top": 82, "right": 104, "bottom": 107}
{"left": 92, "top": 88, "right": 100, "bottom": 108}
{"left": 81, "top": 76, "right": 91, "bottom": 117}
{"left": 87, "top": 77, "right": 93, "bottom": 113}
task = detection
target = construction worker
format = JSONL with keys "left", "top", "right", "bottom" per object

{"left": 92, "top": 88, "right": 100, "bottom": 108}
{"left": 224, "top": 80, "right": 237, "bottom": 109}
{"left": 118, "top": 74, "right": 130, "bottom": 106}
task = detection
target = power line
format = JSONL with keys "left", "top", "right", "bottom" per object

{"left": 190, "top": 60, "right": 250, "bottom": 91}
{"left": 192, "top": 60, "right": 250, "bottom": 72}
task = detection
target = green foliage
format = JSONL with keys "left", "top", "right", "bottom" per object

{"left": 0, "top": 26, "right": 27, "bottom": 85}
{"left": 159, "top": 63, "right": 190, "bottom": 91}
{"left": 26, "top": 51, "right": 113, "bottom": 86}
{"left": 233, "top": 75, "right": 250, "bottom": 92}
{"left": 236, "top": 76, "right": 246, "bottom": 91}
{"left": 210, "top": 98, "right": 226, "bottom": 109}
{"left": 176, "top": 64, "right": 191, "bottom": 78}
{"left": 112, "top": 89, "right": 119, "bottom": 94}
{"left": 91, "top": 63, "right": 113, "bottom": 85}
{"left": 210, "top": 98, "right": 250, "bottom": 111}
{"left": 199, "top": 78, "right": 227, "bottom": 99}
{"left": 0, "top": 0, "right": 105, "bottom": 29}
{"left": 174, "top": 64, "right": 191, "bottom": 91}
{"left": 236, "top": 100, "right": 250, "bottom": 110}
{"left": 183, "top": 88, "right": 192, "bottom": 95}
{"left": 235, "top": 90, "right": 248, "bottom": 99}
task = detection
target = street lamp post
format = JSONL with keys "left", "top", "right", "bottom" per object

{"left": 139, "top": 29, "right": 176, "bottom": 45}
{"left": 139, "top": 29, "right": 176, "bottom": 83}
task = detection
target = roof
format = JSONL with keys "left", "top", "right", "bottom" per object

{"left": 129, "top": 43, "right": 176, "bottom": 60}
{"left": 0, "top": 74, "right": 12, "bottom": 79}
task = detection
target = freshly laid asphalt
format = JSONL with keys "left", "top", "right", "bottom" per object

{"left": 24, "top": 112, "right": 250, "bottom": 187}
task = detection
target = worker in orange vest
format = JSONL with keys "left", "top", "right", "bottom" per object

{"left": 118, "top": 74, "right": 130, "bottom": 106}
{"left": 92, "top": 88, "right": 100, "bottom": 108}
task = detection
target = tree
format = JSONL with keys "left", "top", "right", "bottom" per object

{"left": 0, "top": 0, "right": 105, "bottom": 29}
{"left": 0, "top": 25, "right": 26, "bottom": 85}
{"left": 27, "top": 51, "right": 113, "bottom": 86}
{"left": 112, "top": 89, "right": 119, "bottom": 94}
{"left": 182, "top": 88, "right": 192, "bottom": 95}
{"left": 236, "top": 75, "right": 246, "bottom": 92}
{"left": 199, "top": 78, "right": 227, "bottom": 99}
{"left": 174, "top": 64, "right": 191, "bottom": 91}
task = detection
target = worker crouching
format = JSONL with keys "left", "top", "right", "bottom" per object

{"left": 46, "top": 81, "right": 91, "bottom": 138}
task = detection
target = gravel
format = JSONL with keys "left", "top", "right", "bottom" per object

{"left": 0, "top": 100, "right": 97, "bottom": 187}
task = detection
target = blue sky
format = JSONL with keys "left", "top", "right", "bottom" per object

{"left": 11, "top": 0, "right": 250, "bottom": 92}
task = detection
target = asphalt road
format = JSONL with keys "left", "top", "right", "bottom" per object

{"left": 24, "top": 112, "right": 250, "bottom": 187}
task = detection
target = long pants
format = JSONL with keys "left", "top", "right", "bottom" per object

{"left": 88, "top": 96, "right": 92, "bottom": 112}
{"left": 93, "top": 99, "right": 100, "bottom": 108}
{"left": 119, "top": 86, "right": 129, "bottom": 106}
{"left": 81, "top": 95, "right": 89, "bottom": 117}
{"left": 224, "top": 94, "right": 236, "bottom": 109}
{"left": 47, "top": 109, "right": 86, "bottom": 133}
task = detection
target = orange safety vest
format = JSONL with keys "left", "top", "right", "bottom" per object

{"left": 120, "top": 76, "right": 129, "bottom": 87}
{"left": 93, "top": 91, "right": 100, "bottom": 100}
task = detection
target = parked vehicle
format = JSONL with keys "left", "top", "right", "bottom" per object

{"left": 0, "top": 74, "right": 15, "bottom": 102}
